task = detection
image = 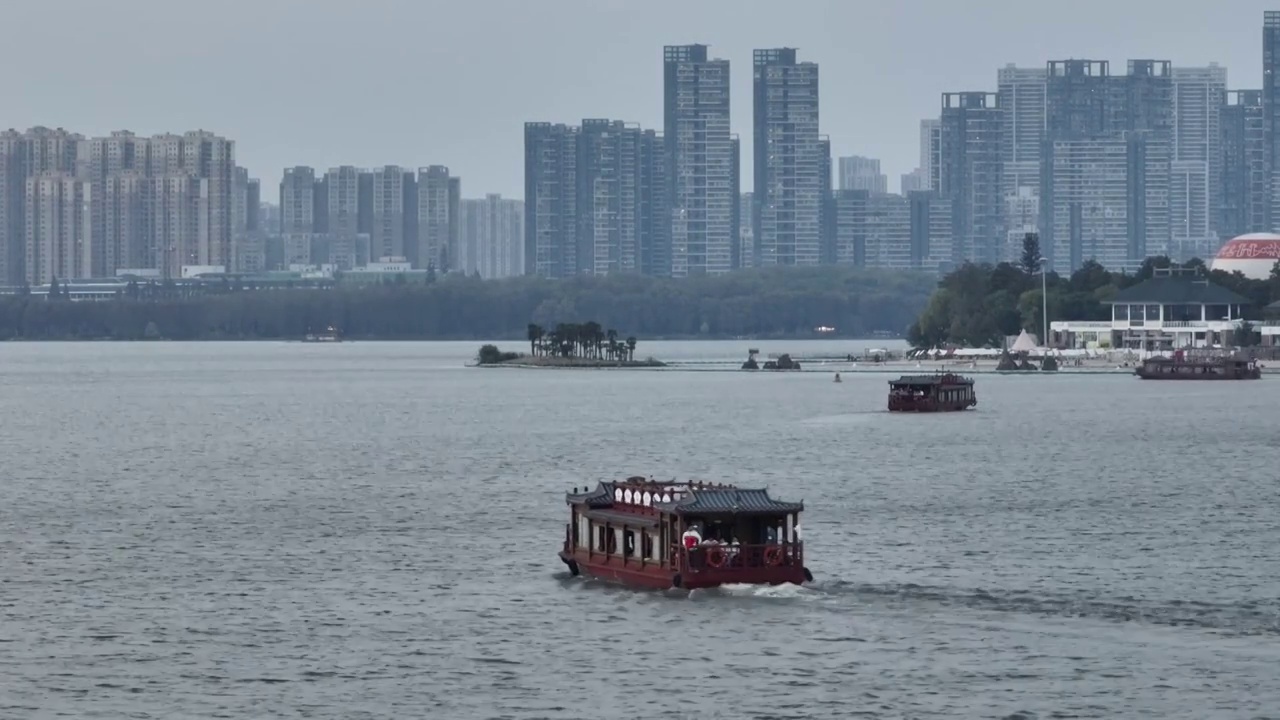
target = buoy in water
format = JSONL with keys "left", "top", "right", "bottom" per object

{"left": 833, "top": 372, "right": 842, "bottom": 383}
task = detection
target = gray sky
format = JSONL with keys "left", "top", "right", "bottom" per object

{"left": 4, "top": 0, "right": 1276, "bottom": 198}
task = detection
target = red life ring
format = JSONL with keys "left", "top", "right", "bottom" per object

{"left": 706, "top": 546, "right": 727, "bottom": 568}
{"left": 763, "top": 546, "right": 784, "bottom": 566}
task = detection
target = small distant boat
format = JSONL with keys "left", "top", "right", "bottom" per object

{"left": 303, "top": 326, "right": 342, "bottom": 343}
{"left": 1135, "top": 351, "right": 1260, "bottom": 380}
{"left": 888, "top": 373, "right": 976, "bottom": 412}
{"left": 833, "top": 373, "right": 842, "bottom": 383}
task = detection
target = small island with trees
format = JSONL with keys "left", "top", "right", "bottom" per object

{"left": 476, "top": 322, "right": 665, "bottom": 368}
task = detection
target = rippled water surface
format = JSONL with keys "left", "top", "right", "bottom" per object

{"left": 3, "top": 341, "right": 1280, "bottom": 719}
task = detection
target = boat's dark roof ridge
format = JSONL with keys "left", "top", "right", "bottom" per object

{"left": 889, "top": 373, "right": 974, "bottom": 385}
{"left": 565, "top": 479, "right": 802, "bottom": 514}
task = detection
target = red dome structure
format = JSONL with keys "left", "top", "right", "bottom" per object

{"left": 1211, "top": 233, "right": 1280, "bottom": 280}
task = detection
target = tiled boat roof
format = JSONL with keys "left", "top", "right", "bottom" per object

{"left": 566, "top": 480, "right": 802, "bottom": 515}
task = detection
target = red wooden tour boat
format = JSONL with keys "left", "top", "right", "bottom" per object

{"left": 888, "top": 373, "right": 977, "bottom": 412}
{"left": 558, "top": 477, "right": 811, "bottom": 590}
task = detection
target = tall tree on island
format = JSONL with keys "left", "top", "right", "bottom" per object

{"left": 1020, "top": 232, "right": 1043, "bottom": 276}
{"left": 527, "top": 323, "right": 544, "bottom": 356}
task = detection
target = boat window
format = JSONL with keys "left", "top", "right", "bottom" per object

{"left": 595, "top": 525, "right": 607, "bottom": 552}
{"left": 624, "top": 529, "right": 636, "bottom": 557}
{"left": 642, "top": 531, "right": 655, "bottom": 561}
{"left": 612, "top": 527, "right": 623, "bottom": 555}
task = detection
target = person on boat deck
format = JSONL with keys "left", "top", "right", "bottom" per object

{"left": 681, "top": 524, "right": 702, "bottom": 549}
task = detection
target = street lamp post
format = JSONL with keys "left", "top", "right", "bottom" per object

{"left": 1040, "top": 257, "right": 1049, "bottom": 348}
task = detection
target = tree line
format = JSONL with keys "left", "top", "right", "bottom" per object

{"left": 0, "top": 266, "right": 935, "bottom": 341}
{"left": 908, "top": 235, "right": 1280, "bottom": 348}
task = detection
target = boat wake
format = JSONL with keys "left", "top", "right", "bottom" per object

{"left": 817, "top": 580, "right": 1280, "bottom": 636}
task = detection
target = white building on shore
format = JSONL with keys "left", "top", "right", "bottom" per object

{"left": 1050, "top": 268, "right": 1255, "bottom": 351}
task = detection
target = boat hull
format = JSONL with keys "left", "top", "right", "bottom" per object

{"left": 888, "top": 398, "right": 977, "bottom": 412}
{"left": 559, "top": 550, "right": 808, "bottom": 590}
{"left": 1135, "top": 369, "right": 1260, "bottom": 380}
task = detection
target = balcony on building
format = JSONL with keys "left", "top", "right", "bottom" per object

{"left": 1050, "top": 268, "right": 1253, "bottom": 351}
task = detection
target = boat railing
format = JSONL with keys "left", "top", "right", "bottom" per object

{"left": 674, "top": 542, "right": 803, "bottom": 572}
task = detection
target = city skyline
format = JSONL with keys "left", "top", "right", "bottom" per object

{"left": 4, "top": 0, "right": 1277, "bottom": 199}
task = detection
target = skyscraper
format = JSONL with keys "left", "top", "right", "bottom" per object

{"left": 1221, "top": 90, "right": 1268, "bottom": 239}
{"left": 524, "top": 122, "right": 578, "bottom": 278}
{"left": 752, "top": 48, "right": 820, "bottom": 267}
{"left": 638, "top": 129, "right": 668, "bottom": 276}
{"left": 665, "top": 44, "right": 733, "bottom": 276}
{"left": 1264, "top": 11, "right": 1280, "bottom": 229}
{"left": 371, "top": 165, "right": 408, "bottom": 261}
{"left": 920, "top": 119, "right": 941, "bottom": 191}
{"left": 325, "top": 166, "right": 360, "bottom": 269}
{"left": 997, "top": 64, "right": 1046, "bottom": 254}
{"left": 819, "top": 136, "right": 833, "bottom": 264}
{"left": 940, "top": 92, "right": 1003, "bottom": 264}
{"left": 417, "top": 166, "right": 456, "bottom": 271}
{"left": 23, "top": 173, "right": 92, "bottom": 285}
{"left": 279, "top": 166, "right": 317, "bottom": 266}
{"left": 577, "top": 119, "right": 642, "bottom": 274}
{"left": 1171, "top": 65, "right": 1227, "bottom": 257}
{"left": 1040, "top": 60, "right": 1173, "bottom": 270}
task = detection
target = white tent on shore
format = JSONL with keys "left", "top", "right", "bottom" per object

{"left": 1010, "top": 330, "right": 1039, "bottom": 353}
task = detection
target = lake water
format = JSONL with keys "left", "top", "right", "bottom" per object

{"left": 2, "top": 341, "right": 1279, "bottom": 719}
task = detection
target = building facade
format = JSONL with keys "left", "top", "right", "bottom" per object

{"left": 665, "top": 44, "right": 733, "bottom": 276}
{"left": 458, "top": 194, "right": 523, "bottom": 279}
{"left": 837, "top": 156, "right": 887, "bottom": 194}
{"left": 752, "top": 48, "right": 820, "bottom": 268}
{"left": 940, "top": 92, "right": 1003, "bottom": 265}
{"left": 1220, "top": 90, "right": 1268, "bottom": 239}
{"left": 524, "top": 122, "right": 578, "bottom": 278}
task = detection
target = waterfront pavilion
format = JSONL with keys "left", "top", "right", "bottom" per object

{"left": 1050, "top": 269, "right": 1252, "bottom": 351}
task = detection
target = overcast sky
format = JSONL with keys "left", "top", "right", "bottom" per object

{"left": 4, "top": 0, "right": 1277, "bottom": 198}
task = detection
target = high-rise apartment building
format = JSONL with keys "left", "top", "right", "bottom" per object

{"left": 1264, "top": 11, "right": 1280, "bottom": 229}
{"left": 371, "top": 165, "right": 408, "bottom": 261}
{"left": 730, "top": 134, "right": 741, "bottom": 269}
{"left": 150, "top": 173, "right": 208, "bottom": 277}
{"left": 752, "top": 48, "right": 821, "bottom": 267}
{"left": 524, "top": 122, "right": 579, "bottom": 278}
{"left": 1170, "top": 65, "right": 1227, "bottom": 257}
{"left": 830, "top": 190, "right": 949, "bottom": 271}
{"left": 0, "top": 127, "right": 82, "bottom": 283}
{"left": 920, "top": 119, "right": 941, "bottom": 191}
{"left": 279, "top": 166, "right": 317, "bottom": 265}
{"left": 940, "top": 92, "right": 1003, "bottom": 264}
{"left": 1221, "top": 90, "right": 1268, "bottom": 238}
{"left": 1039, "top": 60, "right": 1174, "bottom": 270}
{"left": 101, "top": 173, "right": 148, "bottom": 273}
{"left": 737, "top": 192, "right": 755, "bottom": 268}
{"left": 458, "top": 194, "right": 523, "bottom": 279}
{"left": 416, "top": 165, "right": 457, "bottom": 271}
{"left": 0, "top": 131, "right": 28, "bottom": 283}
{"left": 23, "top": 173, "right": 92, "bottom": 285}
{"left": 577, "top": 119, "right": 643, "bottom": 274}
{"left": 837, "top": 156, "right": 887, "bottom": 194}
{"left": 325, "top": 166, "right": 361, "bottom": 269}
{"left": 1043, "top": 135, "right": 1171, "bottom": 271}
{"left": 638, "top": 129, "right": 668, "bottom": 277}
{"left": 231, "top": 166, "right": 264, "bottom": 273}
{"left": 819, "top": 136, "right": 833, "bottom": 264}
{"left": 997, "top": 65, "right": 1046, "bottom": 256}
{"left": 665, "top": 44, "right": 733, "bottom": 276}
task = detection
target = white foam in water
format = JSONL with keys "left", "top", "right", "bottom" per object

{"left": 716, "top": 583, "right": 821, "bottom": 600}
